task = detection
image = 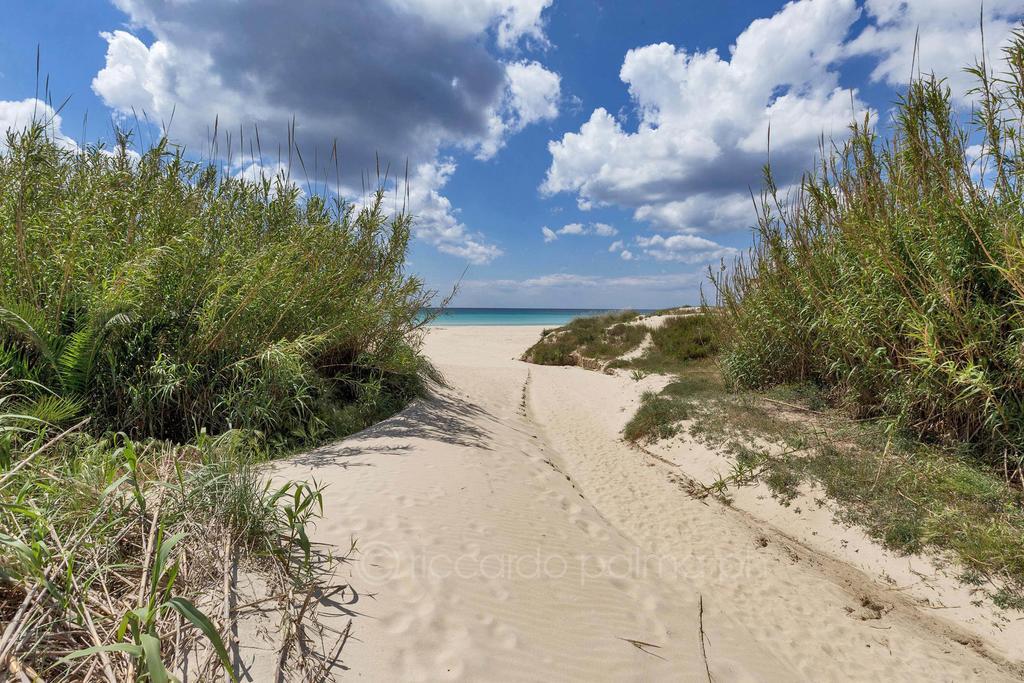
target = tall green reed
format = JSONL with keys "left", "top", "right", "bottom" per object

{"left": 710, "top": 30, "right": 1024, "bottom": 482}
{"left": 0, "top": 122, "right": 432, "bottom": 444}
{"left": 0, "top": 113, "right": 435, "bottom": 678}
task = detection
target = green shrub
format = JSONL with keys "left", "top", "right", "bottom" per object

{"left": 710, "top": 32, "right": 1024, "bottom": 478}
{"left": 650, "top": 314, "right": 717, "bottom": 362}
{"left": 0, "top": 121, "right": 432, "bottom": 677}
{"left": 0, "top": 123, "right": 431, "bottom": 444}
{"left": 528, "top": 339, "right": 575, "bottom": 366}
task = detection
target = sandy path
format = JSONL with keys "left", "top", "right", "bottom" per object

{"left": 238, "top": 326, "right": 1016, "bottom": 681}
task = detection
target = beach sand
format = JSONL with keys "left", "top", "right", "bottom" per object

{"left": 235, "top": 325, "right": 1020, "bottom": 681}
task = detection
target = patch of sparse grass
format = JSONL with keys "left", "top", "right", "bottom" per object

{"left": 614, "top": 314, "right": 718, "bottom": 375}
{"left": 660, "top": 359, "right": 726, "bottom": 398}
{"left": 686, "top": 382, "right": 1024, "bottom": 606}
{"left": 623, "top": 391, "right": 691, "bottom": 444}
{"left": 523, "top": 311, "right": 641, "bottom": 366}
{"left": 619, "top": 357, "right": 735, "bottom": 448}
{"left": 622, "top": 346, "right": 1024, "bottom": 605}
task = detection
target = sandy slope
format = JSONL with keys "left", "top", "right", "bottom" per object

{"left": 236, "top": 326, "right": 1019, "bottom": 681}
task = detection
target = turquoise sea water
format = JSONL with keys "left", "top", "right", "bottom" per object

{"left": 422, "top": 308, "right": 648, "bottom": 326}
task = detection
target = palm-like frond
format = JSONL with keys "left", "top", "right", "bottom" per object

{"left": 0, "top": 301, "right": 58, "bottom": 370}
{"left": 16, "top": 393, "right": 84, "bottom": 426}
{"left": 56, "top": 309, "right": 132, "bottom": 396}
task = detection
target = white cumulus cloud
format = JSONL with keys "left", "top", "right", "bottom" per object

{"left": 456, "top": 270, "right": 707, "bottom": 307}
{"left": 388, "top": 0, "right": 553, "bottom": 48}
{"left": 0, "top": 98, "right": 78, "bottom": 152}
{"left": 542, "top": 0, "right": 871, "bottom": 238}
{"left": 407, "top": 159, "right": 503, "bottom": 264}
{"left": 478, "top": 60, "right": 561, "bottom": 159}
{"left": 847, "top": 0, "right": 1024, "bottom": 105}
{"left": 635, "top": 234, "right": 737, "bottom": 263}
{"left": 541, "top": 221, "right": 620, "bottom": 242}
{"left": 541, "top": 0, "right": 1023, "bottom": 249}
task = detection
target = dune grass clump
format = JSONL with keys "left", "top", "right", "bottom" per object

{"left": 614, "top": 313, "right": 718, "bottom": 375}
{"left": 0, "top": 123, "right": 431, "bottom": 443}
{"left": 623, "top": 391, "right": 690, "bottom": 444}
{"left": 523, "top": 311, "right": 642, "bottom": 366}
{"left": 0, "top": 122, "right": 432, "bottom": 678}
{"left": 651, "top": 315, "right": 717, "bottom": 362}
{"left": 710, "top": 33, "right": 1024, "bottom": 482}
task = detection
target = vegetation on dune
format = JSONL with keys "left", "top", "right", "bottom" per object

{"left": 0, "top": 123, "right": 430, "bottom": 444}
{"left": 611, "top": 313, "right": 718, "bottom": 376}
{"left": 523, "top": 311, "right": 642, "bottom": 366}
{"left": 618, "top": 315, "right": 721, "bottom": 443}
{"left": 622, "top": 391, "right": 690, "bottom": 444}
{"left": 682, "top": 390, "right": 1024, "bottom": 609}
{"left": 680, "top": 39, "right": 1024, "bottom": 606}
{"left": 521, "top": 309, "right": 721, "bottom": 444}
{"left": 651, "top": 315, "right": 717, "bottom": 362}
{"left": 710, "top": 33, "right": 1024, "bottom": 483}
{"left": 0, "top": 122, "right": 432, "bottom": 678}
{"left": 525, "top": 39, "right": 1024, "bottom": 606}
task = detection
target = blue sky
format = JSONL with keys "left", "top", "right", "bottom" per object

{"left": 2, "top": 1, "right": 1022, "bottom": 308}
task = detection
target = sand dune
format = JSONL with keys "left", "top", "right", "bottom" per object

{"left": 237, "top": 326, "right": 1019, "bottom": 681}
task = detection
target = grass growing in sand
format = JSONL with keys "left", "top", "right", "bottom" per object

{"left": 522, "top": 311, "right": 642, "bottom": 366}
{"left": 622, "top": 392, "right": 691, "bottom": 444}
{"left": 710, "top": 32, "right": 1024, "bottom": 483}
{"left": 617, "top": 315, "right": 721, "bottom": 444}
{"left": 610, "top": 314, "right": 719, "bottom": 376}
{"left": 680, "top": 387, "right": 1024, "bottom": 610}
{"left": 519, "top": 36, "right": 1024, "bottom": 612}
{"left": 682, "top": 32, "right": 1024, "bottom": 609}
{"left": 621, "top": 333, "right": 1024, "bottom": 608}
{"left": 0, "top": 121, "right": 432, "bottom": 679}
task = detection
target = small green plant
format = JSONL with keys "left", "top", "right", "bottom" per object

{"left": 61, "top": 530, "right": 235, "bottom": 682}
{"left": 630, "top": 369, "right": 648, "bottom": 382}
{"left": 623, "top": 391, "right": 691, "bottom": 444}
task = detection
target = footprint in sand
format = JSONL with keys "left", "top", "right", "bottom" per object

{"left": 560, "top": 499, "right": 583, "bottom": 516}
{"left": 487, "top": 621, "right": 519, "bottom": 650}
{"left": 575, "top": 517, "right": 610, "bottom": 540}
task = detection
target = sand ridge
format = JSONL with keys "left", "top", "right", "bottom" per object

{"left": 234, "top": 325, "right": 1018, "bottom": 681}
